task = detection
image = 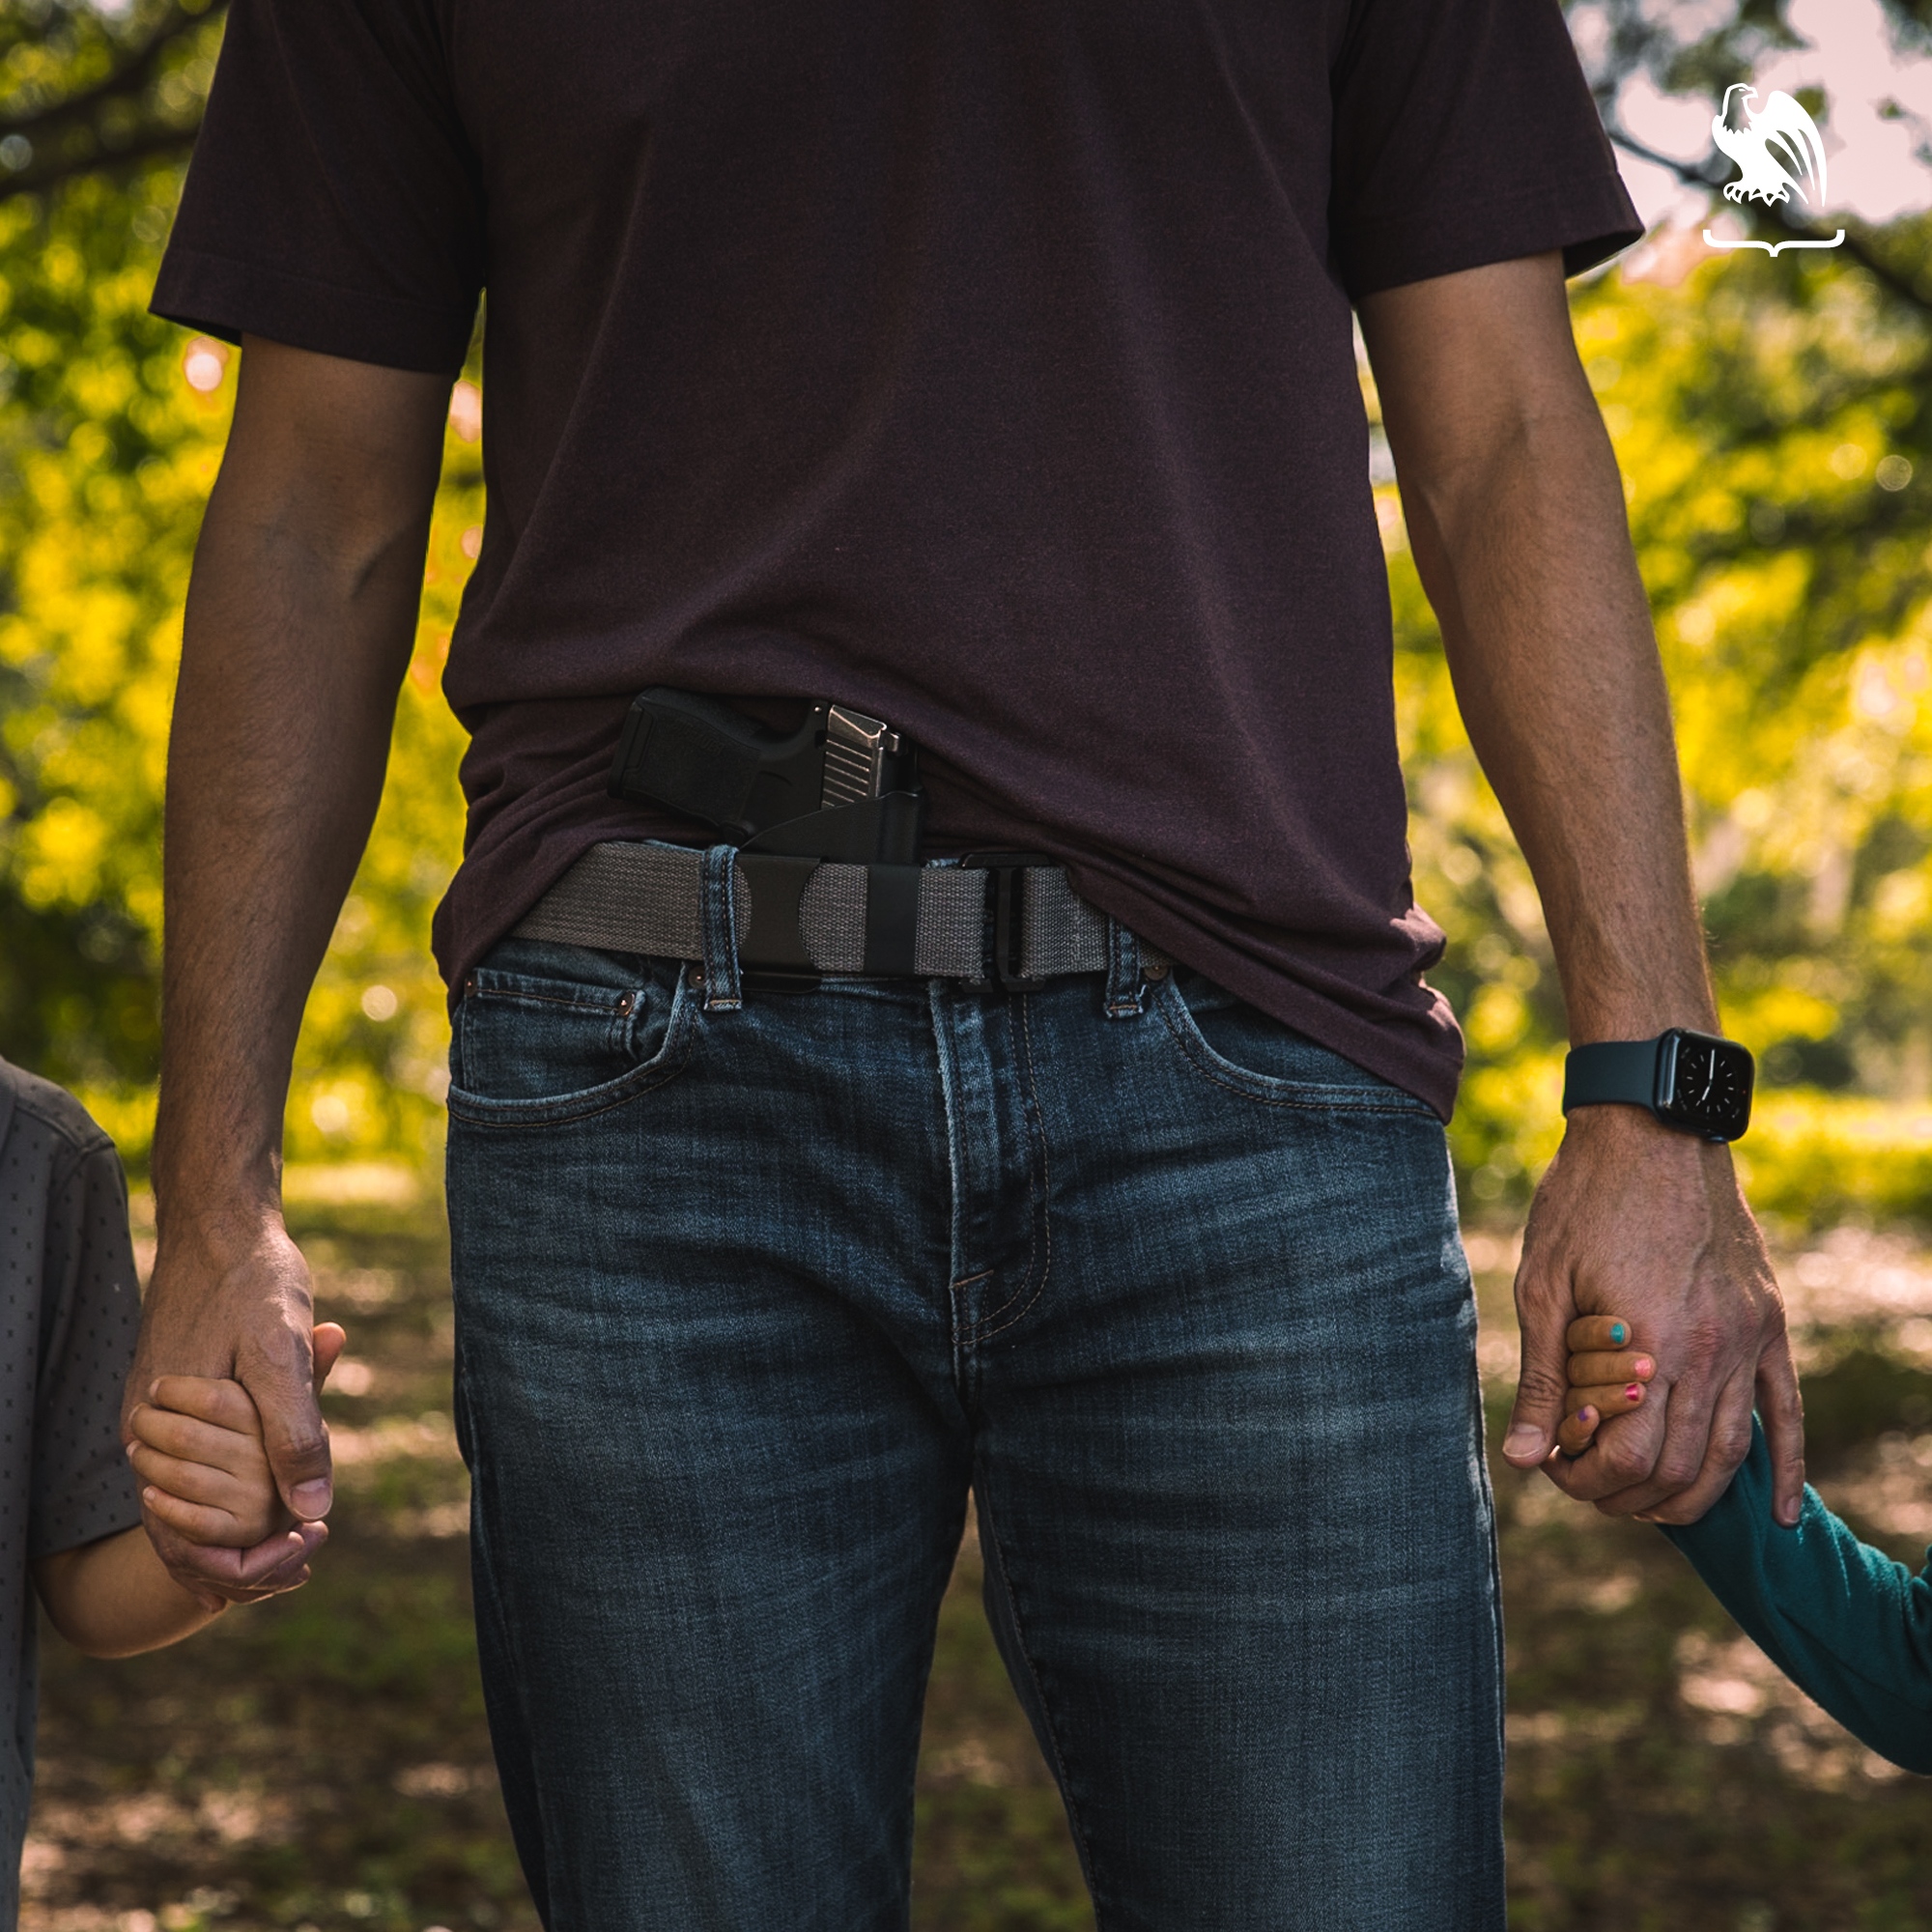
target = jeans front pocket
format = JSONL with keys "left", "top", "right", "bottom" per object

{"left": 1151, "top": 970, "right": 1437, "bottom": 1116}
{"left": 447, "top": 941, "right": 697, "bottom": 1127}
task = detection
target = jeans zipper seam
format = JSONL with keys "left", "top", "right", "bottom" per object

{"left": 972, "top": 994, "right": 1053, "bottom": 1342}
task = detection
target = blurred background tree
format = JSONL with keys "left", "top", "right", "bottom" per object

{"left": 0, "top": 0, "right": 477, "bottom": 1168}
{"left": 0, "top": 0, "right": 1927, "bottom": 1228}
{"left": 0, "top": 0, "right": 218, "bottom": 197}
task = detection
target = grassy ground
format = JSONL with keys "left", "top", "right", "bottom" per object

{"left": 20, "top": 1204, "right": 1932, "bottom": 1931}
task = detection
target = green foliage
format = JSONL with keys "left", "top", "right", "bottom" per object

{"left": 1735, "top": 1094, "right": 1932, "bottom": 1227}
{"left": 0, "top": 0, "right": 223, "bottom": 202}
{"left": 0, "top": 158, "right": 476, "bottom": 1169}
{"left": 1571, "top": 0, "right": 1932, "bottom": 164}
{"left": 0, "top": 162, "right": 209, "bottom": 1125}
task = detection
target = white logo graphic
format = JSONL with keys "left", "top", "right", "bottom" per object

{"left": 1703, "top": 84, "right": 1845, "bottom": 255}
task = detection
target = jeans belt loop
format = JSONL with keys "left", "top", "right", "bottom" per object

{"left": 1104, "top": 919, "right": 1147, "bottom": 1020}
{"left": 698, "top": 843, "right": 744, "bottom": 1011}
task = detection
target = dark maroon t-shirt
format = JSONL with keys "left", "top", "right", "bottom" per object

{"left": 154, "top": 0, "right": 1638, "bottom": 1118}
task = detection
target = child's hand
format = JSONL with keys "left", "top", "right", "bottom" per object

{"left": 1555, "top": 1316, "right": 1656, "bottom": 1460}
{"left": 126, "top": 1323, "right": 348, "bottom": 1548}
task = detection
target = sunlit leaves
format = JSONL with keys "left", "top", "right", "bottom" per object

{"left": 0, "top": 0, "right": 222, "bottom": 203}
{"left": 0, "top": 156, "right": 475, "bottom": 1165}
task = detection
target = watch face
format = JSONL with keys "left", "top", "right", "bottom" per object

{"left": 1657, "top": 1031, "right": 1755, "bottom": 1142}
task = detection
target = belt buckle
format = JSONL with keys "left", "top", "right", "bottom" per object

{"left": 959, "top": 852, "right": 1057, "bottom": 990}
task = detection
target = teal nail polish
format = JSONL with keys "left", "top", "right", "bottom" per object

{"left": 1609, "top": 1321, "right": 1626, "bottom": 1345}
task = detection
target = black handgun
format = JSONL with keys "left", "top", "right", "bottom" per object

{"left": 609, "top": 689, "right": 924, "bottom": 865}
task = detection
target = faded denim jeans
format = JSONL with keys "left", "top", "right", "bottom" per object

{"left": 444, "top": 856, "right": 1504, "bottom": 1930}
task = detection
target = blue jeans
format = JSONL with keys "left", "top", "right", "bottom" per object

{"left": 444, "top": 869, "right": 1503, "bottom": 1930}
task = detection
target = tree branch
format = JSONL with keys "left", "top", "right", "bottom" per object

{"left": 0, "top": 4, "right": 221, "bottom": 144}
{"left": 0, "top": 125, "right": 199, "bottom": 203}
{"left": 0, "top": 1, "right": 224, "bottom": 207}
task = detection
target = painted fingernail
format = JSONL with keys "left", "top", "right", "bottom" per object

{"left": 1576, "top": 1407, "right": 1596, "bottom": 1426}
{"left": 1609, "top": 1322, "right": 1626, "bottom": 1345}
{"left": 1625, "top": 1383, "right": 1644, "bottom": 1403}
{"left": 1635, "top": 1357, "right": 1654, "bottom": 1378}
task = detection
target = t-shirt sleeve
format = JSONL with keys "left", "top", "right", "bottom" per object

{"left": 28, "top": 1142, "right": 144, "bottom": 1562}
{"left": 1662, "top": 1417, "right": 1932, "bottom": 1776}
{"left": 1328, "top": 0, "right": 1642, "bottom": 299}
{"left": 152, "top": 0, "right": 484, "bottom": 372}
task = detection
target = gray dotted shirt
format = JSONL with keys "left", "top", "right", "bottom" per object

{"left": 1, "top": 1056, "right": 144, "bottom": 1927}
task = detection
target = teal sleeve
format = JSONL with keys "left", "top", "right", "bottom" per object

{"left": 1662, "top": 1417, "right": 1932, "bottom": 1775}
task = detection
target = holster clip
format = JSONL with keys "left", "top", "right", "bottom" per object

{"left": 737, "top": 854, "right": 820, "bottom": 980}
{"left": 736, "top": 853, "right": 925, "bottom": 987}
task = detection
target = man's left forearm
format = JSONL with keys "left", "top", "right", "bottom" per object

{"left": 1363, "top": 257, "right": 1708, "bottom": 1042}
{"left": 1360, "top": 254, "right": 1804, "bottom": 1526}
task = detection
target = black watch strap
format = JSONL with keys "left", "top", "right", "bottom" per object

{"left": 1561, "top": 1037, "right": 1660, "bottom": 1115}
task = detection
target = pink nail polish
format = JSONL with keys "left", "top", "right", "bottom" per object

{"left": 1625, "top": 1383, "right": 1643, "bottom": 1402}
{"left": 1635, "top": 1357, "right": 1654, "bottom": 1378}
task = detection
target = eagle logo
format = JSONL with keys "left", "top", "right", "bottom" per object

{"left": 1712, "top": 84, "right": 1829, "bottom": 209}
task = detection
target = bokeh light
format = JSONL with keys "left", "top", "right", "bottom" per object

{"left": 183, "top": 338, "right": 226, "bottom": 392}
{"left": 448, "top": 380, "right": 481, "bottom": 443}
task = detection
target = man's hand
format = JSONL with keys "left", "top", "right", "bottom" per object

{"left": 125, "top": 1233, "right": 347, "bottom": 1608}
{"left": 1499, "top": 1107, "right": 1804, "bottom": 1525}
{"left": 128, "top": 1320, "right": 349, "bottom": 1559}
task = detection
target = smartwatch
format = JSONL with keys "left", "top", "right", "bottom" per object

{"left": 1561, "top": 1029, "right": 1754, "bottom": 1143}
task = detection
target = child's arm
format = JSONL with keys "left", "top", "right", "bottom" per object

{"left": 31, "top": 1522, "right": 307, "bottom": 1659}
{"left": 1563, "top": 1321, "right": 1932, "bottom": 1775}
{"left": 34, "top": 1528, "right": 215, "bottom": 1658}
{"left": 1664, "top": 1419, "right": 1932, "bottom": 1774}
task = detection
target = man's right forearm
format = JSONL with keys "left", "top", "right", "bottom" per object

{"left": 138, "top": 337, "right": 450, "bottom": 1574}
{"left": 157, "top": 339, "right": 450, "bottom": 1235}
{"left": 160, "top": 476, "right": 417, "bottom": 1235}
